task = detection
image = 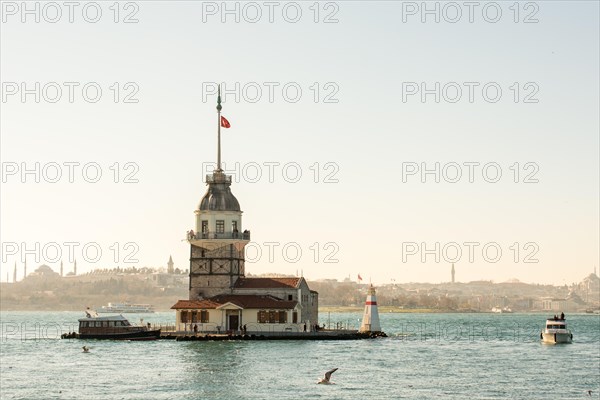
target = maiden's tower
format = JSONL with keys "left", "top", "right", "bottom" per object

{"left": 171, "top": 88, "right": 318, "bottom": 333}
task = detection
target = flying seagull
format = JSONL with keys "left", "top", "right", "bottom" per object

{"left": 82, "top": 346, "right": 90, "bottom": 353}
{"left": 317, "top": 368, "right": 338, "bottom": 384}
{"left": 587, "top": 390, "right": 592, "bottom": 397}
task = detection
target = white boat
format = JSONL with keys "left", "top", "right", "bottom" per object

{"left": 491, "top": 306, "right": 513, "bottom": 313}
{"left": 97, "top": 302, "right": 155, "bottom": 313}
{"left": 541, "top": 317, "right": 573, "bottom": 344}
{"left": 62, "top": 311, "right": 160, "bottom": 340}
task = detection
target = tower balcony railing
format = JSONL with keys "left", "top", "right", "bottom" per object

{"left": 187, "top": 231, "right": 250, "bottom": 241}
{"left": 206, "top": 174, "right": 232, "bottom": 184}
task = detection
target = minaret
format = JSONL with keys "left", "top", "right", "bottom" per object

{"left": 23, "top": 259, "right": 27, "bottom": 280}
{"left": 167, "top": 255, "right": 174, "bottom": 274}
{"left": 13, "top": 262, "right": 17, "bottom": 283}
{"left": 451, "top": 263, "right": 455, "bottom": 284}
{"left": 74, "top": 259, "right": 77, "bottom": 276}
{"left": 60, "top": 260, "right": 63, "bottom": 277}
{"left": 359, "top": 284, "right": 382, "bottom": 333}
{"left": 188, "top": 87, "right": 250, "bottom": 299}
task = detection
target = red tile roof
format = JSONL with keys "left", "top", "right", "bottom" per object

{"left": 171, "top": 299, "right": 222, "bottom": 309}
{"left": 233, "top": 277, "right": 301, "bottom": 289}
{"left": 171, "top": 295, "right": 297, "bottom": 310}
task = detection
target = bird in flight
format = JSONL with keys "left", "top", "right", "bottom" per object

{"left": 317, "top": 368, "right": 338, "bottom": 384}
{"left": 587, "top": 390, "right": 592, "bottom": 397}
{"left": 82, "top": 346, "right": 90, "bottom": 353}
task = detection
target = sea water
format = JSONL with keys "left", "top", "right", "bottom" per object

{"left": 1, "top": 312, "right": 598, "bottom": 399}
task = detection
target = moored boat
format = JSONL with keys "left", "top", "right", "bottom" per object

{"left": 68, "top": 311, "right": 161, "bottom": 340}
{"left": 540, "top": 315, "right": 572, "bottom": 344}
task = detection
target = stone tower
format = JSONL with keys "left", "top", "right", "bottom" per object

{"left": 167, "top": 255, "right": 174, "bottom": 274}
{"left": 187, "top": 86, "right": 250, "bottom": 300}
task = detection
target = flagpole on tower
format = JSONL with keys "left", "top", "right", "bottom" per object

{"left": 217, "top": 84, "right": 222, "bottom": 172}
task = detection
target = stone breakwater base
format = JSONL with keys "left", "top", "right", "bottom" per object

{"left": 163, "top": 331, "right": 388, "bottom": 341}
{"left": 60, "top": 330, "right": 388, "bottom": 341}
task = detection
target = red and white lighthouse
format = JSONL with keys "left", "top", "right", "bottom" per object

{"left": 359, "top": 284, "right": 382, "bottom": 333}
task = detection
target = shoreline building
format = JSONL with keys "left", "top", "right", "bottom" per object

{"left": 171, "top": 90, "right": 318, "bottom": 333}
{"left": 28, "top": 264, "right": 61, "bottom": 280}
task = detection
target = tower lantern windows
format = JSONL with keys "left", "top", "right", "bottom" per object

{"left": 216, "top": 220, "right": 225, "bottom": 234}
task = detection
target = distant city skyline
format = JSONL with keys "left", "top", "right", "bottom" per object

{"left": 1, "top": 2, "right": 598, "bottom": 286}
{"left": 4, "top": 258, "right": 598, "bottom": 287}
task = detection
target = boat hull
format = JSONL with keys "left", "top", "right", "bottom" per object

{"left": 541, "top": 332, "right": 572, "bottom": 344}
{"left": 77, "top": 329, "right": 161, "bottom": 341}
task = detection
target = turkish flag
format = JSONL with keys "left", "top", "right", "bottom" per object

{"left": 358, "top": 274, "right": 363, "bottom": 281}
{"left": 221, "top": 116, "right": 231, "bottom": 128}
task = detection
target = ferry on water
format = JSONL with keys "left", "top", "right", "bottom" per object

{"left": 97, "top": 302, "right": 155, "bottom": 313}
{"left": 541, "top": 313, "right": 573, "bottom": 344}
{"left": 491, "top": 306, "right": 513, "bottom": 313}
{"left": 67, "top": 310, "right": 161, "bottom": 340}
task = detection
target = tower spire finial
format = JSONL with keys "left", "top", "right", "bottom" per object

{"left": 217, "top": 84, "right": 222, "bottom": 172}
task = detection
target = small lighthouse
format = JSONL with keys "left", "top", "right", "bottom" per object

{"left": 359, "top": 284, "right": 383, "bottom": 335}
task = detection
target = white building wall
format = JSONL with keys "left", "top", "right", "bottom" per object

{"left": 234, "top": 288, "right": 297, "bottom": 301}
{"left": 239, "top": 308, "right": 304, "bottom": 333}
{"left": 175, "top": 308, "right": 304, "bottom": 333}
{"left": 176, "top": 309, "right": 223, "bottom": 332}
{"left": 195, "top": 210, "right": 243, "bottom": 234}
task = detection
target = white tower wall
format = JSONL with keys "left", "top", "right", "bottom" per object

{"left": 195, "top": 210, "right": 243, "bottom": 235}
{"left": 359, "top": 285, "right": 382, "bottom": 333}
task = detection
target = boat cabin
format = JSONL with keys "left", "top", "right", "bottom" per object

{"left": 545, "top": 319, "right": 568, "bottom": 331}
{"left": 79, "top": 315, "right": 139, "bottom": 334}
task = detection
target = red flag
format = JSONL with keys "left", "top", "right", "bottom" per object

{"left": 221, "top": 116, "right": 231, "bottom": 128}
{"left": 358, "top": 274, "right": 363, "bottom": 281}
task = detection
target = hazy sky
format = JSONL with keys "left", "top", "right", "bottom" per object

{"left": 1, "top": 1, "right": 598, "bottom": 285}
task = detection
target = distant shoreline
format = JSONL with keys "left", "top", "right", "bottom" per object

{"left": 317, "top": 307, "right": 600, "bottom": 314}
{"left": 0, "top": 307, "right": 597, "bottom": 315}
{"left": 320, "top": 306, "right": 442, "bottom": 313}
